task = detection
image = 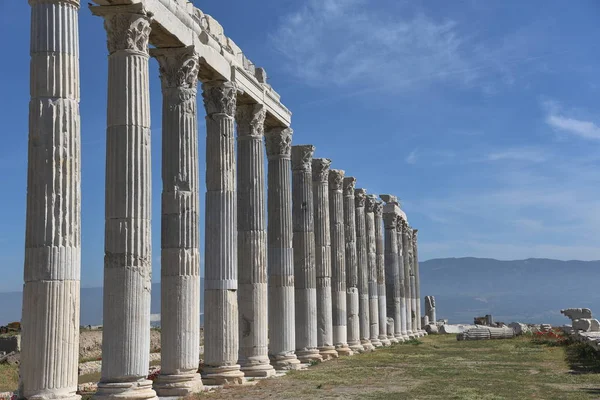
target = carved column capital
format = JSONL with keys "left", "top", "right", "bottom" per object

{"left": 291, "top": 145, "right": 315, "bottom": 171}
{"left": 328, "top": 169, "right": 345, "bottom": 190}
{"left": 265, "top": 127, "right": 293, "bottom": 159}
{"left": 365, "top": 194, "right": 378, "bottom": 213}
{"left": 380, "top": 194, "right": 400, "bottom": 207}
{"left": 412, "top": 229, "right": 418, "bottom": 244}
{"left": 202, "top": 80, "right": 238, "bottom": 117}
{"left": 342, "top": 177, "right": 356, "bottom": 196}
{"left": 354, "top": 189, "right": 367, "bottom": 208}
{"left": 236, "top": 104, "right": 266, "bottom": 138}
{"left": 382, "top": 213, "right": 398, "bottom": 229}
{"left": 91, "top": 6, "right": 152, "bottom": 55}
{"left": 311, "top": 158, "right": 331, "bottom": 182}
{"left": 373, "top": 199, "right": 383, "bottom": 217}
{"left": 151, "top": 46, "right": 199, "bottom": 90}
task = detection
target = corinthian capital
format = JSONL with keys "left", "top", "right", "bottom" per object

{"left": 312, "top": 158, "right": 332, "bottom": 182}
{"left": 92, "top": 7, "right": 152, "bottom": 54}
{"left": 291, "top": 145, "right": 315, "bottom": 171}
{"left": 412, "top": 229, "right": 418, "bottom": 244}
{"left": 265, "top": 127, "right": 293, "bottom": 158}
{"left": 151, "top": 46, "right": 199, "bottom": 90}
{"left": 373, "top": 200, "right": 383, "bottom": 217}
{"left": 365, "top": 194, "right": 378, "bottom": 213}
{"left": 342, "top": 177, "right": 356, "bottom": 196}
{"left": 380, "top": 194, "right": 399, "bottom": 206}
{"left": 236, "top": 104, "right": 266, "bottom": 138}
{"left": 382, "top": 213, "right": 398, "bottom": 230}
{"left": 328, "top": 169, "right": 345, "bottom": 191}
{"left": 202, "top": 80, "right": 238, "bottom": 117}
{"left": 354, "top": 188, "right": 367, "bottom": 208}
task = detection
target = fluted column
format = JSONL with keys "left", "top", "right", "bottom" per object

{"left": 266, "top": 128, "right": 301, "bottom": 370}
{"left": 21, "top": 1, "right": 81, "bottom": 399}
{"left": 400, "top": 219, "right": 413, "bottom": 339}
{"left": 342, "top": 177, "right": 363, "bottom": 353}
{"left": 202, "top": 80, "right": 244, "bottom": 384}
{"left": 396, "top": 218, "right": 409, "bottom": 340}
{"left": 354, "top": 189, "right": 374, "bottom": 352}
{"left": 312, "top": 159, "right": 338, "bottom": 360}
{"left": 291, "top": 145, "right": 323, "bottom": 363}
{"left": 150, "top": 46, "right": 203, "bottom": 396}
{"left": 90, "top": 6, "right": 157, "bottom": 400}
{"left": 329, "top": 170, "right": 353, "bottom": 356}
{"left": 373, "top": 200, "right": 392, "bottom": 345}
{"left": 365, "top": 196, "right": 382, "bottom": 348}
{"left": 235, "top": 104, "right": 275, "bottom": 377}
{"left": 382, "top": 212, "right": 402, "bottom": 343}
{"left": 413, "top": 229, "right": 425, "bottom": 335}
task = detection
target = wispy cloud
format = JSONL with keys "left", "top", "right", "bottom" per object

{"left": 546, "top": 114, "right": 600, "bottom": 140}
{"left": 485, "top": 148, "right": 548, "bottom": 163}
{"left": 405, "top": 149, "right": 419, "bottom": 164}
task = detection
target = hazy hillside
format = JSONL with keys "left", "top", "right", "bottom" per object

{"left": 1, "top": 258, "right": 598, "bottom": 326}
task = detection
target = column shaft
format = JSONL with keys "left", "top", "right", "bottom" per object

{"left": 151, "top": 46, "right": 203, "bottom": 396}
{"left": 383, "top": 213, "right": 403, "bottom": 343}
{"left": 374, "top": 201, "right": 392, "bottom": 345}
{"left": 21, "top": 1, "right": 81, "bottom": 399}
{"left": 91, "top": 7, "right": 157, "bottom": 400}
{"left": 354, "top": 189, "right": 373, "bottom": 351}
{"left": 266, "top": 128, "right": 301, "bottom": 370}
{"left": 236, "top": 104, "right": 275, "bottom": 377}
{"left": 329, "top": 170, "right": 353, "bottom": 356}
{"left": 202, "top": 80, "right": 244, "bottom": 384}
{"left": 365, "top": 196, "right": 382, "bottom": 347}
{"left": 312, "top": 159, "right": 338, "bottom": 360}
{"left": 413, "top": 230, "right": 424, "bottom": 335}
{"left": 400, "top": 219, "right": 413, "bottom": 338}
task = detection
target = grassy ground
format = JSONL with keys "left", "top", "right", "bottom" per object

{"left": 195, "top": 335, "right": 600, "bottom": 400}
{"left": 0, "top": 364, "right": 18, "bottom": 392}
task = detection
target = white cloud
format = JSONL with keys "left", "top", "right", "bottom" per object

{"left": 485, "top": 148, "right": 548, "bottom": 163}
{"left": 405, "top": 149, "right": 418, "bottom": 164}
{"left": 546, "top": 114, "right": 600, "bottom": 140}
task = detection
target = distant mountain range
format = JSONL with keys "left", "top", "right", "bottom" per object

{"left": 1, "top": 258, "right": 598, "bottom": 326}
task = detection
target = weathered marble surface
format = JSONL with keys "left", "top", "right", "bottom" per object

{"left": 425, "top": 296, "right": 436, "bottom": 324}
{"left": 365, "top": 195, "right": 382, "bottom": 347}
{"left": 355, "top": 189, "right": 374, "bottom": 351}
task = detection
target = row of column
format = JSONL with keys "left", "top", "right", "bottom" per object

{"left": 20, "top": 3, "right": 424, "bottom": 400}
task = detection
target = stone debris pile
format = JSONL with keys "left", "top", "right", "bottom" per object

{"left": 457, "top": 326, "right": 514, "bottom": 341}
{"left": 561, "top": 308, "right": 600, "bottom": 333}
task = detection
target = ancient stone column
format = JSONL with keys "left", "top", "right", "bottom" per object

{"left": 399, "top": 218, "right": 412, "bottom": 339}
{"left": 425, "top": 296, "right": 436, "bottom": 324}
{"left": 151, "top": 46, "right": 203, "bottom": 396}
{"left": 329, "top": 170, "right": 353, "bottom": 356}
{"left": 265, "top": 127, "right": 301, "bottom": 370}
{"left": 365, "top": 195, "right": 382, "bottom": 348}
{"left": 355, "top": 188, "right": 374, "bottom": 351}
{"left": 202, "top": 80, "right": 244, "bottom": 384}
{"left": 91, "top": 7, "right": 157, "bottom": 400}
{"left": 413, "top": 229, "right": 425, "bottom": 335}
{"left": 291, "top": 145, "right": 323, "bottom": 364}
{"left": 21, "top": 1, "right": 81, "bottom": 398}
{"left": 373, "top": 200, "right": 392, "bottom": 346}
{"left": 343, "top": 177, "right": 363, "bottom": 353}
{"left": 235, "top": 104, "right": 275, "bottom": 377}
{"left": 312, "top": 159, "right": 339, "bottom": 361}
{"left": 381, "top": 195, "right": 404, "bottom": 343}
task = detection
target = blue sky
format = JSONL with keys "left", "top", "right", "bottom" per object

{"left": 1, "top": 0, "right": 600, "bottom": 291}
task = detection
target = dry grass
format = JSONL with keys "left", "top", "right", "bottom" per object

{"left": 0, "top": 364, "right": 18, "bottom": 392}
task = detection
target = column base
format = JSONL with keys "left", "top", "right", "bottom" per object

{"left": 392, "top": 335, "right": 404, "bottom": 343}
{"left": 94, "top": 379, "right": 157, "bottom": 400}
{"left": 26, "top": 391, "right": 80, "bottom": 400}
{"left": 378, "top": 336, "right": 392, "bottom": 346}
{"left": 240, "top": 359, "right": 276, "bottom": 378}
{"left": 335, "top": 344, "right": 354, "bottom": 356}
{"left": 296, "top": 348, "right": 323, "bottom": 364}
{"left": 270, "top": 353, "right": 302, "bottom": 371}
{"left": 201, "top": 365, "right": 245, "bottom": 385}
{"left": 153, "top": 372, "right": 203, "bottom": 397}
{"left": 361, "top": 340, "right": 375, "bottom": 352}
{"left": 318, "top": 346, "right": 339, "bottom": 361}
{"left": 370, "top": 338, "right": 383, "bottom": 348}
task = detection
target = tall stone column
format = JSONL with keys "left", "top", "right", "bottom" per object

{"left": 312, "top": 159, "right": 339, "bottom": 360}
{"left": 291, "top": 145, "right": 323, "bottom": 363}
{"left": 151, "top": 46, "right": 203, "bottom": 396}
{"left": 355, "top": 189, "right": 374, "bottom": 351}
{"left": 343, "top": 177, "right": 363, "bottom": 353}
{"left": 235, "top": 104, "right": 275, "bottom": 377}
{"left": 365, "top": 195, "right": 382, "bottom": 348}
{"left": 400, "top": 219, "right": 414, "bottom": 339}
{"left": 265, "top": 127, "right": 301, "bottom": 370}
{"left": 329, "top": 170, "right": 353, "bottom": 356}
{"left": 202, "top": 80, "right": 244, "bottom": 385}
{"left": 21, "top": 1, "right": 81, "bottom": 398}
{"left": 90, "top": 7, "right": 157, "bottom": 400}
{"left": 413, "top": 229, "right": 425, "bottom": 335}
{"left": 373, "top": 200, "right": 392, "bottom": 346}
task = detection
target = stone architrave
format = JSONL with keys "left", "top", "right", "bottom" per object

{"left": 329, "top": 170, "right": 353, "bottom": 356}
{"left": 355, "top": 189, "right": 374, "bottom": 351}
{"left": 381, "top": 195, "right": 404, "bottom": 343}
{"left": 90, "top": 7, "right": 158, "bottom": 400}
{"left": 235, "top": 104, "right": 275, "bottom": 377}
{"left": 312, "top": 159, "right": 339, "bottom": 361}
{"left": 151, "top": 46, "right": 203, "bottom": 395}
{"left": 21, "top": 1, "right": 81, "bottom": 399}
{"left": 413, "top": 229, "right": 424, "bottom": 335}
{"left": 202, "top": 80, "right": 244, "bottom": 384}
{"left": 343, "top": 178, "right": 363, "bottom": 353}
{"left": 365, "top": 195, "right": 383, "bottom": 347}
{"left": 373, "top": 199, "right": 393, "bottom": 346}
{"left": 399, "top": 218, "right": 413, "bottom": 339}
{"left": 291, "top": 145, "right": 323, "bottom": 363}
{"left": 265, "top": 127, "right": 301, "bottom": 370}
